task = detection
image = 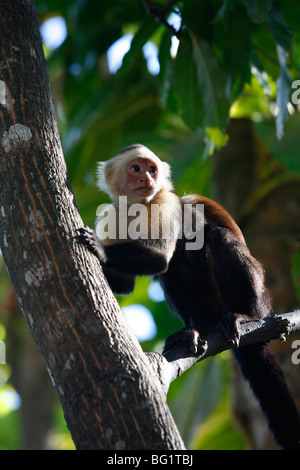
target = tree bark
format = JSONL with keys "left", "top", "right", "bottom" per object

{"left": 0, "top": 0, "right": 184, "bottom": 450}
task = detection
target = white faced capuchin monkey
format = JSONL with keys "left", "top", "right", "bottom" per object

{"left": 77, "top": 144, "right": 300, "bottom": 449}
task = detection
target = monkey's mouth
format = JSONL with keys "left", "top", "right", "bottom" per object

{"left": 135, "top": 186, "right": 154, "bottom": 194}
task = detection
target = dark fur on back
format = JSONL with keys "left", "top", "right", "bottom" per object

{"left": 159, "top": 195, "right": 300, "bottom": 449}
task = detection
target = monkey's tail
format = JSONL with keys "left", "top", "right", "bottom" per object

{"left": 233, "top": 342, "right": 300, "bottom": 450}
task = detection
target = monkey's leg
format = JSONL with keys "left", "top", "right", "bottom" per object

{"left": 163, "top": 328, "right": 207, "bottom": 360}
{"left": 217, "top": 312, "right": 252, "bottom": 347}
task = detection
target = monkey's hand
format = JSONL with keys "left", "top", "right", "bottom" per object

{"left": 218, "top": 312, "right": 244, "bottom": 347}
{"left": 76, "top": 226, "right": 107, "bottom": 264}
{"left": 163, "top": 328, "right": 208, "bottom": 360}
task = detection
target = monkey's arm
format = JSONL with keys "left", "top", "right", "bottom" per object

{"left": 207, "top": 227, "right": 271, "bottom": 345}
{"left": 103, "top": 239, "right": 170, "bottom": 276}
{"left": 103, "top": 267, "right": 136, "bottom": 295}
{"left": 77, "top": 225, "right": 170, "bottom": 278}
{"left": 76, "top": 226, "right": 135, "bottom": 294}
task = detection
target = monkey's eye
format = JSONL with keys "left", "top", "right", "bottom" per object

{"left": 149, "top": 166, "right": 157, "bottom": 174}
{"left": 131, "top": 165, "right": 140, "bottom": 172}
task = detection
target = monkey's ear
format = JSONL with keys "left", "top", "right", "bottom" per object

{"left": 96, "top": 161, "right": 108, "bottom": 194}
{"left": 162, "top": 161, "right": 171, "bottom": 179}
{"left": 161, "top": 161, "right": 173, "bottom": 191}
{"left": 96, "top": 161, "right": 115, "bottom": 197}
{"left": 96, "top": 159, "right": 122, "bottom": 200}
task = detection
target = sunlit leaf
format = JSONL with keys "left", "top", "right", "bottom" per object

{"left": 191, "top": 404, "right": 247, "bottom": 450}
{"left": 276, "top": 45, "right": 292, "bottom": 140}
{"left": 118, "top": 17, "right": 158, "bottom": 75}
{"left": 206, "top": 127, "right": 228, "bottom": 149}
{"left": 168, "top": 356, "right": 230, "bottom": 447}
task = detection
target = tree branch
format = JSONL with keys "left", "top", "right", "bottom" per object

{"left": 141, "top": 0, "right": 182, "bottom": 38}
{"left": 145, "top": 311, "right": 300, "bottom": 394}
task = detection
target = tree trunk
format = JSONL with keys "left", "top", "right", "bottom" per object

{"left": 2, "top": 284, "right": 55, "bottom": 449}
{"left": 0, "top": 0, "right": 184, "bottom": 450}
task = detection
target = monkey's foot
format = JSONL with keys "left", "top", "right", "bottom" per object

{"left": 163, "top": 328, "right": 207, "bottom": 359}
{"left": 218, "top": 313, "right": 241, "bottom": 347}
{"left": 76, "top": 226, "right": 107, "bottom": 263}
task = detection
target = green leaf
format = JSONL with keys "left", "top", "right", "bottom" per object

{"left": 191, "top": 405, "right": 247, "bottom": 450}
{"left": 173, "top": 34, "right": 203, "bottom": 129}
{"left": 251, "top": 26, "right": 279, "bottom": 79}
{"left": 292, "top": 249, "right": 300, "bottom": 302}
{"left": 206, "top": 127, "right": 228, "bottom": 149}
{"left": 215, "top": 0, "right": 239, "bottom": 22}
{"left": 256, "top": 113, "right": 300, "bottom": 176}
{"left": 158, "top": 31, "right": 173, "bottom": 107}
{"left": 276, "top": 45, "right": 292, "bottom": 140}
{"left": 216, "top": 4, "right": 252, "bottom": 101}
{"left": 268, "top": 2, "right": 292, "bottom": 51}
{"left": 241, "top": 0, "right": 272, "bottom": 23}
{"left": 118, "top": 17, "right": 158, "bottom": 76}
{"left": 190, "top": 34, "right": 230, "bottom": 130}
{"left": 168, "top": 357, "right": 228, "bottom": 446}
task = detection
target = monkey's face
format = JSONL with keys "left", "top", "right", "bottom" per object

{"left": 120, "top": 157, "right": 160, "bottom": 202}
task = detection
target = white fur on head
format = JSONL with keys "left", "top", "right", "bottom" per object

{"left": 97, "top": 144, "right": 173, "bottom": 201}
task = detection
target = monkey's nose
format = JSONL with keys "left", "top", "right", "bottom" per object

{"left": 140, "top": 175, "right": 151, "bottom": 184}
